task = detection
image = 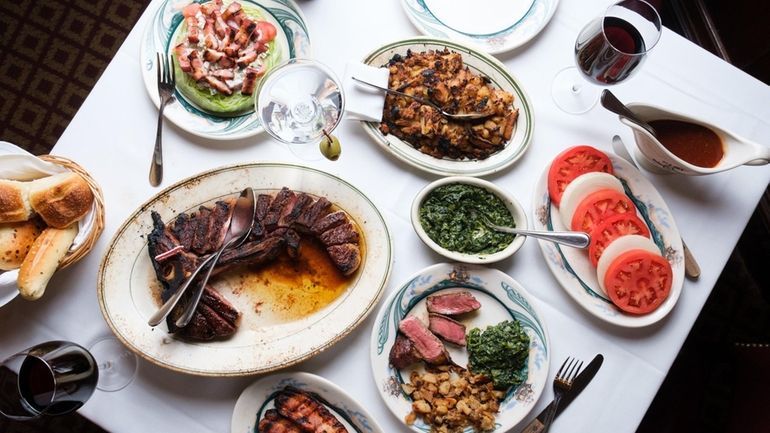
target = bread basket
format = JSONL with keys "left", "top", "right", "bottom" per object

{"left": 38, "top": 154, "right": 105, "bottom": 268}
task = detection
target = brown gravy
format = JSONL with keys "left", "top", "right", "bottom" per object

{"left": 649, "top": 119, "right": 724, "bottom": 168}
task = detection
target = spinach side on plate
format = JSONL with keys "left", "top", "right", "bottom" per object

{"left": 466, "top": 320, "right": 530, "bottom": 389}
{"left": 418, "top": 183, "right": 515, "bottom": 254}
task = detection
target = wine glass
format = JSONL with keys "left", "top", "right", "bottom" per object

{"left": 551, "top": 0, "right": 662, "bottom": 114}
{"left": 0, "top": 338, "right": 138, "bottom": 420}
{"left": 256, "top": 58, "right": 345, "bottom": 161}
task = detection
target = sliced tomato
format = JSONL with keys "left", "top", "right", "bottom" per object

{"left": 588, "top": 213, "right": 650, "bottom": 266}
{"left": 547, "top": 145, "right": 614, "bottom": 206}
{"left": 571, "top": 188, "right": 635, "bottom": 233}
{"left": 604, "top": 249, "right": 672, "bottom": 314}
{"left": 256, "top": 21, "right": 277, "bottom": 44}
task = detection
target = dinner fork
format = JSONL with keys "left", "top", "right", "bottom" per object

{"left": 540, "top": 357, "right": 583, "bottom": 433}
{"left": 149, "top": 53, "right": 175, "bottom": 187}
{"left": 351, "top": 76, "right": 494, "bottom": 121}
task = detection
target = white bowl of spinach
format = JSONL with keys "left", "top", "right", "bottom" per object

{"left": 411, "top": 177, "right": 527, "bottom": 263}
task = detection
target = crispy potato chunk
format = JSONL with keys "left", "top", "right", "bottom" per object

{"left": 380, "top": 49, "right": 519, "bottom": 161}
{"left": 402, "top": 365, "right": 501, "bottom": 432}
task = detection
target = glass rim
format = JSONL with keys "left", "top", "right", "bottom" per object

{"left": 601, "top": 0, "right": 662, "bottom": 56}
{"left": 255, "top": 57, "right": 346, "bottom": 145}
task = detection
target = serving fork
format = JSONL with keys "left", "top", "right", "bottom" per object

{"left": 351, "top": 76, "right": 494, "bottom": 121}
{"left": 540, "top": 357, "right": 583, "bottom": 433}
{"left": 149, "top": 53, "right": 175, "bottom": 187}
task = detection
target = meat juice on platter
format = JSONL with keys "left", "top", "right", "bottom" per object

{"left": 147, "top": 187, "right": 363, "bottom": 341}
{"left": 575, "top": 16, "right": 646, "bottom": 85}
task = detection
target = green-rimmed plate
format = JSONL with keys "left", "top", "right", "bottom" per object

{"left": 231, "top": 372, "right": 384, "bottom": 433}
{"left": 140, "top": 0, "right": 311, "bottom": 140}
{"left": 361, "top": 37, "right": 534, "bottom": 177}
{"left": 98, "top": 162, "right": 393, "bottom": 376}
{"left": 370, "top": 263, "right": 549, "bottom": 432}
{"left": 532, "top": 154, "right": 685, "bottom": 328}
{"left": 401, "top": 0, "right": 559, "bottom": 55}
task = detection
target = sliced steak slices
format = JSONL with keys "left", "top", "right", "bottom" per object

{"left": 310, "top": 210, "right": 347, "bottom": 236}
{"left": 201, "top": 285, "right": 240, "bottom": 326}
{"left": 278, "top": 193, "right": 313, "bottom": 228}
{"left": 179, "top": 310, "right": 215, "bottom": 340}
{"left": 398, "top": 315, "right": 448, "bottom": 365}
{"left": 389, "top": 332, "right": 422, "bottom": 369}
{"left": 171, "top": 212, "right": 196, "bottom": 250}
{"left": 319, "top": 223, "right": 359, "bottom": 247}
{"left": 274, "top": 387, "right": 348, "bottom": 433}
{"left": 296, "top": 196, "right": 332, "bottom": 232}
{"left": 326, "top": 243, "right": 361, "bottom": 276}
{"left": 206, "top": 200, "right": 233, "bottom": 252}
{"left": 428, "top": 313, "right": 466, "bottom": 346}
{"left": 192, "top": 206, "right": 212, "bottom": 254}
{"left": 259, "top": 409, "right": 304, "bottom": 433}
{"left": 217, "top": 236, "right": 286, "bottom": 270}
{"left": 263, "top": 187, "right": 295, "bottom": 231}
{"left": 196, "top": 301, "right": 236, "bottom": 338}
{"left": 255, "top": 193, "right": 272, "bottom": 221}
{"left": 426, "top": 291, "right": 481, "bottom": 315}
{"left": 284, "top": 228, "right": 301, "bottom": 259}
{"left": 148, "top": 211, "right": 200, "bottom": 301}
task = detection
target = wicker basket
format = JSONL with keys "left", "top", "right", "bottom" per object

{"left": 39, "top": 155, "right": 105, "bottom": 269}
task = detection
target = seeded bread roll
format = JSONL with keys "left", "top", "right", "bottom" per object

{"left": 28, "top": 172, "right": 94, "bottom": 228}
{"left": 0, "top": 179, "right": 33, "bottom": 223}
{"left": 0, "top": 219, "right": 45, "bottom": 270}
{"left": 18, "top": 224, "right": 78, "bottom": 301}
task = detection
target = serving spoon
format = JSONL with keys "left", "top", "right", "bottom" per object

{"left": 600, "top": 89, "right": 658, "bottom": 138}
{"left": 469, "top": 209, "right": 590, "bottom": 249}
{"left": 147, "top": 187, "right": 256, "bottom": 328}
{"left": 351, "top": 76, "right": 494, "bottom": 121}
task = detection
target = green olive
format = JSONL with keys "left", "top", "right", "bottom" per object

{"left": 319, "top": 134, "right": 341, "bottom": 161}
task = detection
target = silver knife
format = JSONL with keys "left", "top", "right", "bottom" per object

{"left": 519, "top": 354, "right": 604, "bottom": 433}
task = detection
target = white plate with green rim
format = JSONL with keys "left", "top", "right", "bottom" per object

{"left": 98, "top": 162, "right": 392, "bottom": 376}
{"left": 531, "top": 154, "right": 684, "bottom": 328}
{"left": 361, "top": 37, "right": 534, "bottom": 177}
{"left": 140, "top": 0, "right": 311, "bottom": 140}
{"left": 401, "top": 0, "right": 559, "bottom": 55}
{"left": 370, "top": 263, "right": 549, "bottom": 432}
{"left": 231, "top": 372, "right": 384, "bottom": 433}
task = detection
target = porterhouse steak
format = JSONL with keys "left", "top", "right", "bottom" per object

{"left": 147, "top": 187, "right": 363, "bottom": 340}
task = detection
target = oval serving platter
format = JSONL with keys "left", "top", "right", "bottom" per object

{"left": 98, "top": 163, "right": 392, "bottom": 376}
{"left": 531, "top": 154, "right": 685, "bottom": 328}
{"left": 370, "top": 263, "right": 549, "bottom": 432}
{"left": 401, "top": 0, "right": 560, "bottom": 55}
{"left": 361, "top": 37, "right": 534, "bottom": 177}
{"left": 140, "top": 0, "right": 311, "bottom": 140}
{"left": 231, "top": 372, "right": 384, "bottom": 433}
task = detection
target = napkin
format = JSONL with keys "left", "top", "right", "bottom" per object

{"left": 0, "top": 142, "right": 98, "bottom": 302}
{"left": 342, "top": 62, "right": 390, "bottom": 122}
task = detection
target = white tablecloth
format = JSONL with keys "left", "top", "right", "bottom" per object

{"left": 2, "top": 1, "right": 769, "bottom": 432}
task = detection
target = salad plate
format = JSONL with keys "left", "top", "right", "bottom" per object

{"left": 400, "top": 0, "right": 560, "bottom": 55}
{"left": 98, "top": 162, "right": 392, "bottom": 376}
{"left": 140, "top": 0, "right": 311, "bottom": 140}
{"left": 370, "top": 263, "right": 549, "bottom": 432}
{"left": 361, "top": 37, "right": 534, "bottom": 177}
{"left": 231, "top": 372, "right": 384, "bottom": 433}
{"left": 532, "top": 154, "right": 685, "bottom": 328}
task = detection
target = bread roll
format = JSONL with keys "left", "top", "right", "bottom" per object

{"left": 0, "top": 179, "right": 33, "bottom": 223}
{"left": 18, "top": 224, "right": 78, "bottom": 301}
{"left": 0, "top": 219, "right": 45, "bottom": 270}
{"left": 28, "top": 172, "right": 94, "bottom": 228}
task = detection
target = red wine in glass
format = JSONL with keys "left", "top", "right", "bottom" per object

{"left": 576, "top": 16, "right": 647, "bottom": 85}
{"left": 1, "top": 341, "right": 98, "bottom": 420}
{"left": 551, "top": 0, "right": 661, "bottom": 113}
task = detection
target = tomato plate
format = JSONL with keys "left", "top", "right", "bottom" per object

{"left": 532, "top": 152, "right": 684, "bottom": 328}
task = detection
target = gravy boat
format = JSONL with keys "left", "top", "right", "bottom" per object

{"left": 620, "top": 103, "right": 770, "bottom": 175}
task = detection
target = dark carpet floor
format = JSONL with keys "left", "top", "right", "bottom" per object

{"left": 1, "top": 1, "right": 769, "bottom": 433}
